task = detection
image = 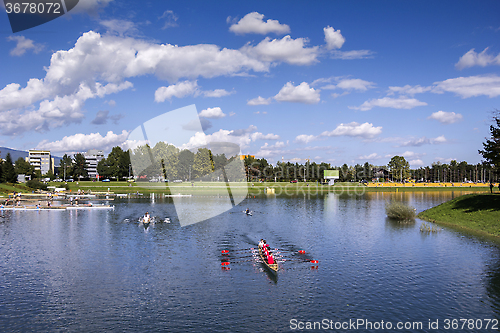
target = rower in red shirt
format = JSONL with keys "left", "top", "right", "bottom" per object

{"left": 267, "top": 252, "right": 275, "bottom": 264}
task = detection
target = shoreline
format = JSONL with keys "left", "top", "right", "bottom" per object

{"left": 417, "top": 193, "right": 500, "bottom": 241}
{"left": 1, "top": 181, "right": 496, "bottom": 198}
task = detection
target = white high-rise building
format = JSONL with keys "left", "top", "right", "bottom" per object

{"left": 27, "top": 150, "right": 53, "bottom": 175}
{"left": 84, "top": 150, "right": 104, "bottom": 179}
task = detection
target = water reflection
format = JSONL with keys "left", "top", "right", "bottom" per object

{"left": 0, "top": 191, "right": 499, "bottom": 332}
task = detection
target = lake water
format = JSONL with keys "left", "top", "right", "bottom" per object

{"left": 1, "top": 191, "right": 499, "bottom": 332}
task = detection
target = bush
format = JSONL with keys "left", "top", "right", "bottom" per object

{"left": 26, "top": 179, "right": 48, "bottom": 191}
{"left": 385, "top": 201, "right": 416, "bottom": 221}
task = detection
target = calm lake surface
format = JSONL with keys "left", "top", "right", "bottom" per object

{"left": 1, "top": 191, "right": 500, "bottom": 332}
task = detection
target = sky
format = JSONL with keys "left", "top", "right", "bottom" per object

{"left": 0, "top": 0, "right": 499, "bottom": 168}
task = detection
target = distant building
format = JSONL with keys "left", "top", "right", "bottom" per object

{"left": 372, "top": 167, "right": 389, "bottom": 181}
{"left": 240, "top": 155, "right": 255, "bottom": 160}
{"left": 27, "top": 150, "right": 53, "bottom": 175}
{"left": 84, "top": 149, "right": 104, "bottom": 179}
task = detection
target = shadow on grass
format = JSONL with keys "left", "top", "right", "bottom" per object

{"left": 451, "top": 194, "right": 500, "bottom": 212}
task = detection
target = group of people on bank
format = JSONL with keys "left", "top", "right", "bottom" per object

{"left": 258, "top": 239, "right": 275, "bottom": 265}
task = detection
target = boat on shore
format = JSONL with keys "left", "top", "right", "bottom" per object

{"left": 0, "top": 204, "right": 114, "bottom": 211}
{"left": 258, "top": 246, "right": 278, "bottom": 275}
{"left": 65, "top": 204, "right": 114, "bottom": 210}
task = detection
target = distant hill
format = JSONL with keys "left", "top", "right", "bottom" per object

{"left": 0, "top": 147, "right": 62, "bottom": 166}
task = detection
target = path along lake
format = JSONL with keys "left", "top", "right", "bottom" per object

{"left": 1, "top": 191, "right": 500, "bottom": 332}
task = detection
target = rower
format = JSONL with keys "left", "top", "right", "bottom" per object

{"left": 258, "top": 239, "right": 264, "bottom": 248}
{"left": 245, "top": 208, "right": 250, "bottom": 214}
{"left": 144, "top": 212, "right": 150, "bottom": 223}
{"left": 267, "top": 251, "right": 275, "bottom": 265}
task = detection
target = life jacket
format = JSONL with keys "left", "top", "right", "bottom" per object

{"left": 267, "top": 255, "right": 274, "bottom": 264}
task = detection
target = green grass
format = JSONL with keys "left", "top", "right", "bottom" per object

{"left": 418, "top": 194, "right": 500, "bottom": 238}
{"left": 0, "top": 183, "right": 32, "bottom": 196}
{"left": 54, "top": 180, "right": 492, "bottom": 196}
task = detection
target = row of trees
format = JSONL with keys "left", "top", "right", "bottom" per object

{"left": 242, "top": 156, "right": 499, "bottom": 183}
{"left": 0, "top": 153, "right": 51, "bottom": 183}
{"left": 128, "top": 142, "right": 245, "bottom": 182}
{"left": 0, "top": 112, "right": 498, "bottom": 184}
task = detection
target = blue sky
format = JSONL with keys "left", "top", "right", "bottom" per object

{"left": 0, "top": 0, "right": 499, "bottom": 167}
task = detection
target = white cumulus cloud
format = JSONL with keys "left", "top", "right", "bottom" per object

{"left": 321, "top": 122, "right": 382, "bottom": 139}
{"left": 336, "top": 78, "right": 375, "bottom": 91}
{"left": 241, "top": 35, "right": 319, "bottom": 65}
{"left": 229, "top": 12, "right": 290, "bottom": 35}
{"left": 36, "top": 130, "right": 129, "bottom": 154}
{"left": 7, "top": 36, "right": 43, "bottom": 56}
{"left": 295, "top": 134, "right": 317, "bottom": 144}
{"left": 455, "top": 47, "right": 500, "bottom": 70}
{"left": 155, "top": 80, "right": 199, "bottom": 102}
{"left": 351, "top": 96, "right": 427, "bottom": 111}
{"left": 274, "top": 82, "right": 320, "bottom": 104}
{"left": 428, "top": 111, "right": 463, "bottom": 124}
{"left": 199, "top": 107, "right": 226, "bottom": 119}
{"left": 247, "top": 96, "right": 272, "bottom": 105}
{"left": 409, "top": 159, "right": 424, "bottom": 167}
{"left": 324, "top": 26, "right": 345, "bottom": 50}
{"left": 432, "top": 75, "right": 500, "bottom": 98}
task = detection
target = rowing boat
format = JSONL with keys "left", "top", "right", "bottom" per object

{"left": 65, "top": 205, "right": 114, "bottom": 210}
{"left": 258, "top": 246, "right": 278, "bottom": 275}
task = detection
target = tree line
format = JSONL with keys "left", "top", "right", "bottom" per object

{"left": 0, "top": 111, "right": 497, "bottom": 183}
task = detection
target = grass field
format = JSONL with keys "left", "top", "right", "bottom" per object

{"left": 1, "top": 180, "right": 494, "bottom": 198}
{"left": 418, "top": 193, "right": 500, "bottom": 239}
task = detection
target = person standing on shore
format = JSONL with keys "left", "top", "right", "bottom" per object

{"left": 490, "top": 183, "right": 494, "bottom": 193}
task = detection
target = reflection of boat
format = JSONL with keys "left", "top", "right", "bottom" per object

{"left": 258, "top": 246, "right": 278, "bottom": 276}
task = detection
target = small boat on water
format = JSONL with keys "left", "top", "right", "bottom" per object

{"left": 258, "top": 245, "right": 278, "bottom": 275}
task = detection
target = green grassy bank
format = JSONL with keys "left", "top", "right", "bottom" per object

{"left": 418, "top": 194, "right": 500, "bottom": 238}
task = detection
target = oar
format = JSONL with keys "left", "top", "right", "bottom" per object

{"left": 221, "top": 248, "right": 257, "bottom": 254}
{"left": 221, "top": 254, "right": 256, "bottom": 260}
{"left": 221, "top": 258, "right": 260, "bottom": 265}
{"left": 280, "top": 257, "right": 318, "bottom": 263}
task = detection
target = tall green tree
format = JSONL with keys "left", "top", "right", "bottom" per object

{"left": 363, "top": 162, "right": 371, "bottom": 181}
{"left": 3, "top": 153, "right": 17, "bottom": 183}
{"left": 479, "top": 112, "right": 500, "bottom": 172}
{"left": 152, "top": 142, "right": 178, "bottom": 180}
{"left": 14, "top": 157, "right": 35, "bottom": 178}
{"left": 193, "top": 148, "right": 214, "bottom": 179}
{"left": 387, "top": 156, "right": 410, "bottom": 181}
{"left": 72, "top": 153, "right": 88, "bottom": 179}
{"left": 177, "top": 149, "right": 195, "bottom": 181}
{"left": 60, "top": 154, "right": 73, "bottom": 180}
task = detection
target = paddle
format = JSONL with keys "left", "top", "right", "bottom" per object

{"left": 221, "top": 248, "right": 257, "bottom": 254}
{"left": 281, "top": 258, "right": 319, "bottom": 264}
